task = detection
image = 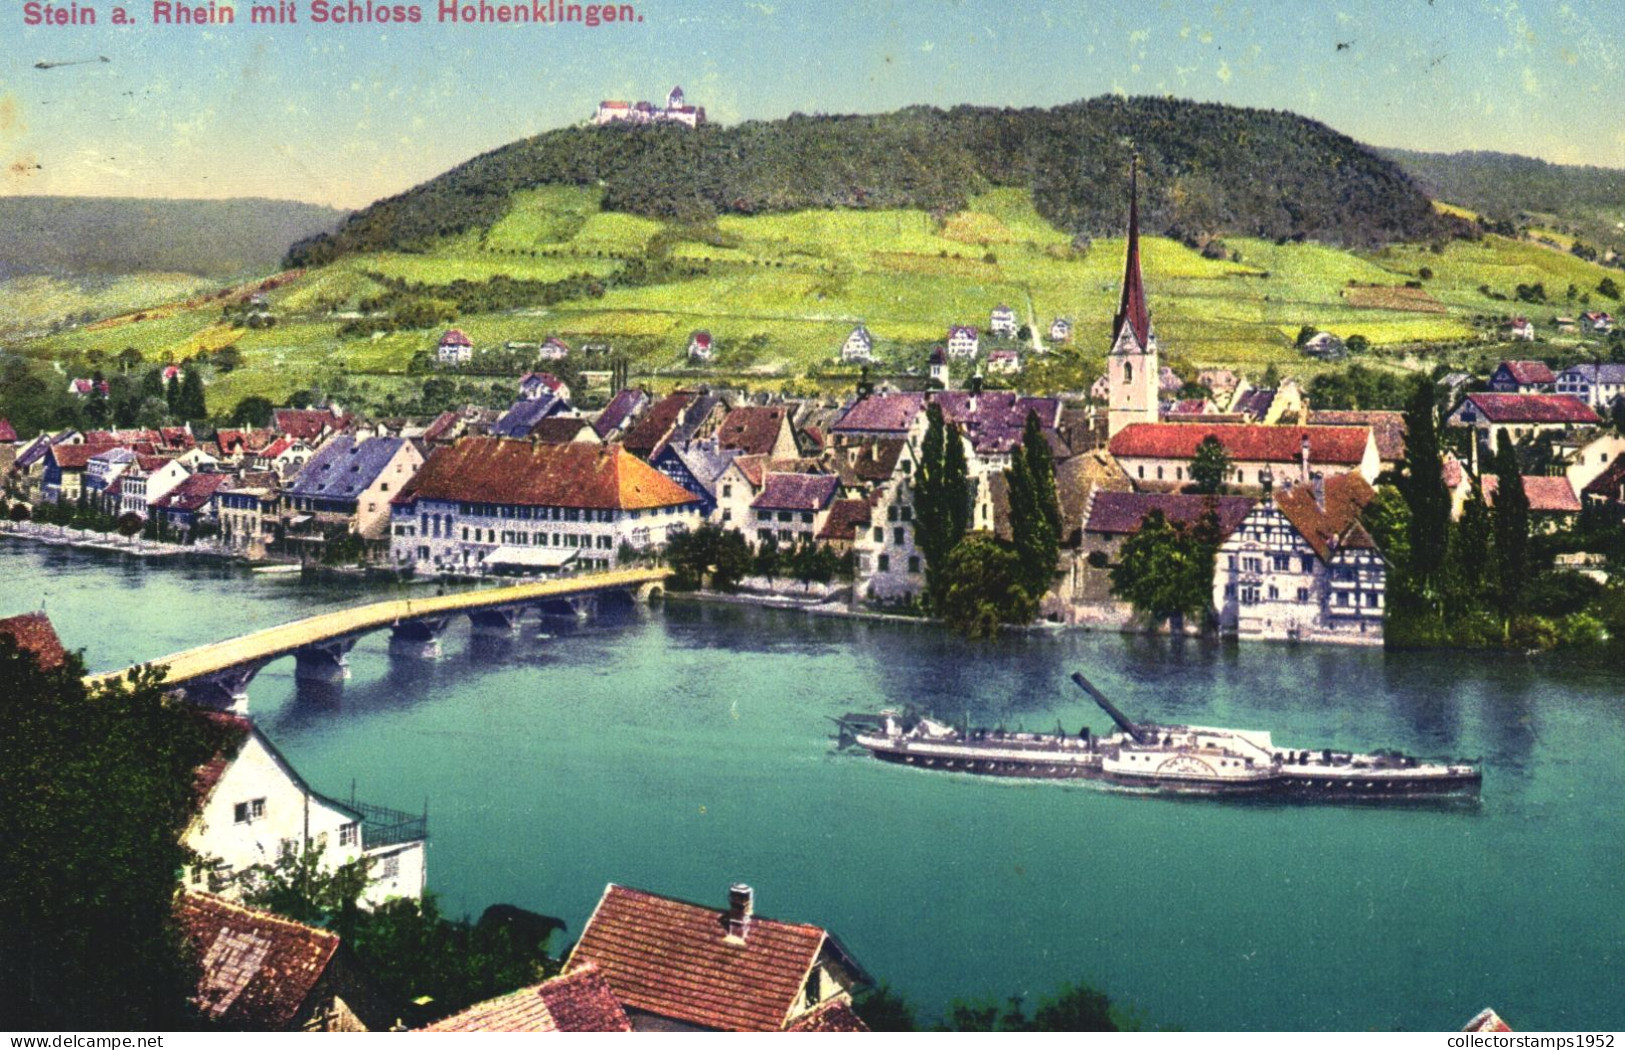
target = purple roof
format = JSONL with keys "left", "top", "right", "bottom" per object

{"left": 594, "top": 388, "right": 649, "bottom": 437}
{"left": 1085, "top": 492, "right": 1256, "bottom": 539}
{"left": 831, "top": 393, "right": 927, "bottom": 435}
{"left": 285, "top": 435, "right": 407, "bottom": 501}
{"left": 492, "top": 396, "right": 568, "bottom": 438}
{"left": 751, "top": 473, "right": 839, "bottom": 512}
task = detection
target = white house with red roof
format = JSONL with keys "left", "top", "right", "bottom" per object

{"left": 437, "top": 328, "right": 475, "bottom": 365}
{"left": 1446, "top": 392, "right": 1599, "bottom": 449}
{"left": 1488, "top": 359, "right": 1555, "bottom": 393}
{"left": 519, "top": 371, "right": 570, "bottom": 402}
{"left": 986, "top": 348, "right": 1022, "bottom": 374}
{"left": 1580, "top": 311, "right": 1613, "bottom": 334}
{"left": 1110, "top": 423, "right": 1381, "bottom": 491}
{"left": 687, "top": 330, "right": 714, "bottom": 361}
{"left": 1503, "top": 318, "right": 1536, "bottom": 341}
{"left": 1049, "top": 317, "right": 1074, "bottom": 344}
{"left": 537, "top": 336, "right": 571, "bottom": 361}
{"left": 389, "top": 438, "right": 702, "bottom": 575}
{"left": 1215, "top": 473, "right": 1385, "bottom": 645}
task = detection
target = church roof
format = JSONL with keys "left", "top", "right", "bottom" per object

{"left": 1111, "top": 158, "right": 1152, "bottom": 351}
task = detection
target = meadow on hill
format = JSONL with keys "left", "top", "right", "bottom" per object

{"left": 7, "top": 185, "right": 1622, "bottom": 417}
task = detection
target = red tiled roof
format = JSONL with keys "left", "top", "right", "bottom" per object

{"left": 527, "top": 417, "right": 596, "bottom": 444}
{"left": 0, "top": 612, "right": 68, "bottom": 671}
{"left": 1308, "top": 411, "right": 1407, "bottom": 462}
{"left": 1462, "top": 1008, "right": 1513, "bottom": 1033}
{"left": 439, "top": 328, "right": 473, "bottom": 346}
{"left": 1482, "top": 474, "right": 1581, "bottom": 513}
{"left": 1497, "top": 360, "right": 1555, "bottom": 385}
{"left": 568, "top": 885, "right": 829, "bottom": 1033}
{"left": 0, "top": 418, "right": 16, "bottom": 442}
{"left": 752, "top": 473, "right": 839, "bottom": 512}
{"left": 732, "top": 454, "right": 770, "bottom": 489}
{"left": 831, "top": 393, "right": 926, "bottom": 436}
{"left": 1461, "top": 393, "right": 1598, "bottom": 425}
{"left": 816, "top": 499, "right": 873, "bottom": 542}
{"left": 192, "top": 712, "right": 253, "bottom": 811}
{"left": 1112, "top": 161, "right": 1151, "bottom": 348}
{"left": 1109, "top": 423, "right": 1372, "bottom": 465}
{"left": 1085, "top": 492, "right": 1256, "bottom": 539}
{"left": 715, "top": 406, "right": 789, "bottom": 457}
{"left": 622, "top": 392, "right": 698, "bottom": 457}
{"left": 48, "top": 442, "right": 118, "bottom": 470}
{"left": 423, "top": 964, "right": 631, "bottom": 1032}
{"left": 152, "top": 472, "right": 233, "bottom": 512}
{"left": 402, "top": 437, "right": 698, "bottom": 511}
{"left": 422, "top": 411, "right": 461, "bottom": 444}
{"left": 1273, "top": 472, "right": 1379, "bottom": 561}
{"left": 1582, "top": 454, "right": 1625, "bottom": 501}
{"left": 176, "top": 892, "right": 340, "bottom": 1030}
{"left": 273, "top": 409, "right": 346, "bottom": 441}
{"left": 784, "top": 997, "right": 869, "bottom": 1032}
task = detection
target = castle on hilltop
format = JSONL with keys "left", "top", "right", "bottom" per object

{"left": 593, "top": 86, "right": 706, "bottom": 128}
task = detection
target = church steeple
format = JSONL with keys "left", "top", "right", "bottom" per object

{"left": 1106, "top": 155, "right": 1160, "bottom": 439}
{"left": 1111, "top": 154, "right": 1153, "bottom": 352}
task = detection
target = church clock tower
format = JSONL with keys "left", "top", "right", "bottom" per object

{"left": 1107, "top": 157, "right": 1160, "bottom": 438}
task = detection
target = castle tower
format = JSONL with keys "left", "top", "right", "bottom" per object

{"left": 1107, "top": 157, "right": 1160, "bottom": 438}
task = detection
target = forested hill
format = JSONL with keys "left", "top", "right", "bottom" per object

{"left": 1380, "top": 148, "right": 1625, "bottom": 249}
{"left": 289, "top": 96, "right": 1453, "bottom": 267}
{"left": 0, "top": 197, "right": 347, "bottom": 280}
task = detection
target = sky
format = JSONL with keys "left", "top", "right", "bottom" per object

{"left": 3, "top": 0, "right": 1623, "bottom": 209}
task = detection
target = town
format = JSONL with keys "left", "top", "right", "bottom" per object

{"left": 6, "top": 169, "right": 1623, "bottom": 653}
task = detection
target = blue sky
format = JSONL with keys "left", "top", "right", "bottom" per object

{"left": 3, "top": 0, "right": 1622, "bottom": 208}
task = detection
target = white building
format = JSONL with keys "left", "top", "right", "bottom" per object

{"left": 1554, "top": 363, "right": 1625, "bottom": 413}
{"left": 989, "top": 305, "right": 1018, "bottom": 338}
{"left": 390, "top": 437, "right": 701, "bottom": 575}
{"left": 437, "top": 329, "right": 474, "bottom": 365}
{"left": 841, "top": 325, "right": 874, "bottom": 363}
{"left": 946, "top": 325, "right": 980, "bottom": 359}
{"left": 185, "top": 715, "right": 426, "bottom": 910}
{"left": 1048, "top": 317, "right": 1073, "bottom": 344}
{"left": 1214, "top": 473, "right": 1385, "bottom": 645}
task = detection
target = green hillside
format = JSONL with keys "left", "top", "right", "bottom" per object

{"left": 12, "top": 183, "right": 1623, "bottom": 423}
{"left": 290, "top": 97, "right": 1457, "bottom": 268}
{"left": 1382, "top": 148, "right": 1625, "bottom": 254}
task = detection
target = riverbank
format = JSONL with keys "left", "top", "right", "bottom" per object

{"left": 0, "top": 519, "right": 226, "bottom": 559}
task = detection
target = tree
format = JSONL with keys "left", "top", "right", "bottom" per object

{"left": 1189, "top": 434, "right": 1231, "bottom": 495}
{"left": 1005, "top": 411, "right": 1062, "bottom": 599}
{"left": 936, "top": 534, "right": 1038, "bottom": 638}
{"left": 1398, "top": 377, "right": 1451, "bottom": 593}
{"left": 177, "top": 369, "right": 207, "bottom": 422}
{"left": 116, "top": 346, "right": 144, "bottom": 373}
{"left": 665, "top": 524, "right": 752, "bottom": 592}
{"left": 213, "top": 346, "right": 243, "bottom": 373}
{"left": 1598, "top": 276, "right": 1620, "bottom": 301}
{"left": 1260, "top": 362, "right": 1282, "bottom": 389}
{"left": 1294, "top": 324, "right": 1318, "bottom": 348}
{"left": 229, "top": 395, "right": 275, "bottom": 428}
{"left": 852, "top": 983, "right": 918, "bottom": 1032}
{"left": 911, "top": 403, "right": 971, "bottom": 609}
{"left": 1345, "top": 333, "right": 1370, "bottom": 355}
{"left": 1109, "top": 509, "right": 1219, "bottom": 629}
{"left": 165, "top": 373, "right": 181, "bottom": 415}
{"left": 1447, "top": 477, "right": 1493, "bottom": 608}
{"left": 1491, "top": 431, "right": 1529, "bottom": 621}
{"left": 239, "top": 840, "right": 373, "bottom": 932}
{"left": 0, "top": 643, "right": 231, "bottom": 1029}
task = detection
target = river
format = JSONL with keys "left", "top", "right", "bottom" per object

{"left": 3, "top": 541, "right": 1622, "bottom": 1031}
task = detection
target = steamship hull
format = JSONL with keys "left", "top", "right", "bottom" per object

{"left": 839, "top": 672, "right": 1482, "bottom": 804}
{"left": 857, "top": 738, "right": 1479, "bottom": 800}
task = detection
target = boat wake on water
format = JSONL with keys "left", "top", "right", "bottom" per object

{"left": 833, "top": 671, "right": 1482, "bottom": 807}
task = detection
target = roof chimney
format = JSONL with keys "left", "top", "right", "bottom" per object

{"left": 1299, "top": 433, "right": 1311, "bottom": 483}
{"left": 726, "top": 883, "right": 754, "bottom": 942}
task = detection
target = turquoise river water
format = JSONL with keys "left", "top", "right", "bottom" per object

{"left": 3, "top": 541, "right": 1622, "bottom": 1031}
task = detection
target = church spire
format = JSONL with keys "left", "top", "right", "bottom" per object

{"left": 1111, "top": 155, "right": 1152, "bottom": 351}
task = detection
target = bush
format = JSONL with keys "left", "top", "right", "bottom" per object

{"left": 1509, "top": 614, "right": 1560, "bottom": 651}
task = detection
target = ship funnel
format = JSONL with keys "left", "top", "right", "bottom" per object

{"left": 1071, "top": 671, "right": 1148, "bottom": 743}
